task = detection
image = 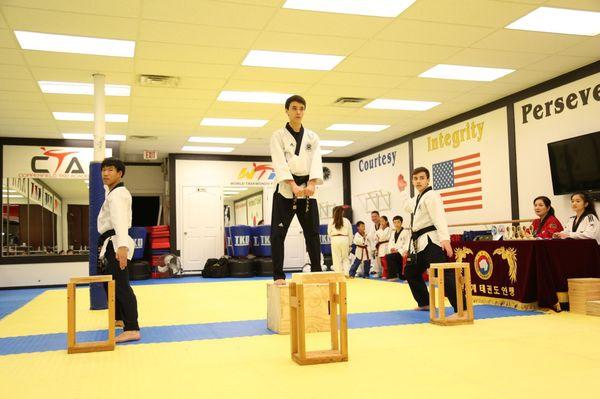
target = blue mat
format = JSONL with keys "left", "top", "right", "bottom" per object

{"left": 0, "top": 306, "right": 542, "bottom": 356}
{"left": 0, "top": 288, "right": 48, "bottom": 319}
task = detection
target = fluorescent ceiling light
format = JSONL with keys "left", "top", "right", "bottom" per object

{"left": 182, "top": 146, "right": 234, "bottom": 153}
{"left": 201, "top": 118, "right": 267, "bottom": 128}
{"left": 39, "top": 81, "right": 130, "bottom": 96}
{"left": 242, "top": 50, "right": 344, "bottom": 71}
{"left": 62, "top": 133, "right": 126, "bottom": 141}
{"left": 217, "top": 91, "right": 292, "bottom": 104}
{"left": 14, "top": 31, "right": 135, "bottom": 57}
{"left": 365, "top": 99, "right": 440, "bottom": 111}
{"left": 283, "top": 0, "right": 415, "bottom": 18}
{"left": 188, "top": 137, "right": 247, "bottom": 144}
{"left": 223, "top": 191, "right": 241, "bottom": 195}
{"left": 419, "top": 64, "right": 514, "bottom": 82}
{"left": 326, "top": 124, "right": 390, "bottom": 132}
{"left": 506, "top": 7, "right": 600, "bottom": 36}
{"left": 4, "top": 195, "right": 23, "bottom": 199}
{"left": 225, "top": 187, "right": 249, "bottom": 191}
{"left": 53, "top": 112, "right": 128, "bottom": 122}
{"left": 321, "top": 149, "right": 333, "bottom": 155}
{"left": 320, "top": 140, "right": 353, "bottom": 147}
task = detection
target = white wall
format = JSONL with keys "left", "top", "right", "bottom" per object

{"left": 0, "top": 262, "right": 88, "bottom": 288}
{"left": 350, "top": 143, "right": 410, "bottom": 227}
{"left": 175, "top": 159, "right": 344, "bottom": 250}
{"left": 515, "top": 72, "right": 600, "bottom": 222}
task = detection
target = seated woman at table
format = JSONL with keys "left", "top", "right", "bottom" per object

{"left": 553, "top": 192, "right": 600, "bottom": 245}
{"left": 531, "top": 196, "right": 563, "bottom": 238}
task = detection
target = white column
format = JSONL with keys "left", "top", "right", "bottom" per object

{"left": 93, "top": 73, "right": 106, "bottom": 162}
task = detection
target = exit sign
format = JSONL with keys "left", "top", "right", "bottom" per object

{"left": 143, "top": 150, "right": 158, "bottom": 160}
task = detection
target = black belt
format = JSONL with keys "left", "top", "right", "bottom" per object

{"left": 411, "top": 225, "right": 437, "bottom": 241}
{"left": 98, "top": 229, "right": 116, "bottom": 247}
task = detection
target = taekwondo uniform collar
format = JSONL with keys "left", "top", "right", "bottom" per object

{"left": 285, "top": 122, "right": 304, "bottom": 135}
{"left": 108, "top": 182, "right": 125, "bottom": 194}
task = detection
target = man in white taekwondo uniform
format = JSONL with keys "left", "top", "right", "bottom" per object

{"left": 270, "top": 95, "right": 324, "bottom": 285}
{"left": 398, "top": 167, "right": 463, "bottom": 314}
{"left": 97, "top": 158, "right": 140, "bottom": 342}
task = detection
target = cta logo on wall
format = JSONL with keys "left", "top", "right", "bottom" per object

{"left": 3, "top": 145, "right": 111, "bottom": 179}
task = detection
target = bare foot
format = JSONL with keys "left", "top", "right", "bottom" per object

{"left": 274, "top": 279, "right": 286, "bottom": 286}
{"left": 115, "top": 330, "right": 141, "bottom": 343}
{"left": 414, "top": 305, "right": 430, "bottom": 311}
{"left": 115, "top": 320, "right": 124, "bottom": 328}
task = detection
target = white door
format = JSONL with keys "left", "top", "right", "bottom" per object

{"left": 284, "top": 218, "right": 306, "bottom": 270}
{"left": 182, "top": 186, "right": 223, "bottom": 271}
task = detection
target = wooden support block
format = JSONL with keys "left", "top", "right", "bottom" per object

{"left": 289, "top": 280, "right": 349, "bottom": 366}
{"left": 568, "top": 278, "right": 600, "bottom": 314}
{"left": 67, "top": 276, "right": 115, "bottom": 354}
{"left": 429, "top": 263, "right": 474, "bottom": 327}
{"left": 292, "top": 272, "right": 344, "bottom": 284}
{"left": 587, "top": 300, "right": 600, "bottom": 317}
{"left": 267, "top": 282, "right": 331, "bottom": 334}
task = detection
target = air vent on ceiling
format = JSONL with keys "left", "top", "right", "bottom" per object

{"left": 139, "top": 74, "right": 179, "bottom": 88}
{"left": 333, "top": 97, "right": 369, "bottom": 107}
{"left": 129, "top": 135, "right": 158, "bottom": 140}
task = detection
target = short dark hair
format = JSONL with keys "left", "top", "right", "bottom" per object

{"left": 393, "top": 215, "right": 403, "bottom": 222}
{"left": 371, "top": 210, "right": 380, "bottom": 216}
{"left": 412, "top": 166, "right": 430, "bottom": 179}
{"left": 101, "top": 157, "right": 126, "bottom": 177}
{"left": 285, "top": 95, "right": 306, "bottom": 110}
{"left": 356, "top": 221, "right": 365, "bottom": 228}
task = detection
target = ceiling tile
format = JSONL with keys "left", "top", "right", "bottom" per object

{"left": 139, "top": 20, "right": 260, "bottom": 49}
{"left": 558, "top": 35, "right": 600, "bottom": 57}
{"left": 319, "top": 72, "right": 409, "bottom": 88}
{"left": 133, "top": 87, "right": 216, "bottom": 100}
{"left": 0, "top": 0, "right": 142, "bottom": 18}
{"left": 400, "top": 0, "right": 537, "bottom": 27}
{"left": 0, "top": 100, "right": 46, "bottom": 111}
{"left": 306, "top": 84, "right": 388, "bottom": 98}
{"left": 471, "top": 29, "right": 587, "bottom": 54}
{"left": 265, "top": 9, "right": 391, "bottom": 39}
{"left": 443, "top": 48, "right": 548, "bottom": 69}
{"left": 376, "top": 20, "right": 496, "bottom": 46}
{"left": 399, "top": 77, "right": 483, "bottom": 93}
{"left": 0, "top": 78, "right": 38, "bottom": 92}
{"left": 544, "top": 0, "right": 600, "bottom": 11}
{"left": 221, "top": 79, "right": 311, "bottom": 94}
{"left": 0, "top": 48, "right": 26, "bottom": 65}
{"left": 142, "top": 0, "right": 277, "bottom": 30}
{"left": 0, "top": 64, "right": 32, "bottom": 79}
{"left": 0, "top": 28, "right": 17, "bottom": 48}
{"left": 43, "top": 94, "right": 131, "bottom": 107}
{"left": 2, "top": 6, "right": 139, "bottom": 39}
{"left": 336, "top": 57, "right": 434, "bottom": 77}
{"left": 135, "top": 41, "right": 245, "bottom": 65}
{"left": 352, "top": 40, "right": 462, "bottom": 62}
{"left": 28, "top": 67, "right": 133, "bottom": 84}
{"left": 135, "top": 59, "right": 235, "bottom": 80}
{"left": 521, "top": 55, "right": 598, "bottom": 72}
{"left": 231, "top": 66, "right": 327, "bottom": 84}
{"left": 131, "top": 97, "right": 212, "bottom": 110}
{"left": 0, "top": 109, "right": 50, "bottom": 119}
{"left": 24, "top": 52, "right": 134, "bottom": 73}
{"left": 253, "top": 31, "right": 365, "bottom": 55}
{"left": 495, "top": 69, "right": 562, "bottom": 84}
{"left": 0, "top": 90, "right": 43, "bottom": 102}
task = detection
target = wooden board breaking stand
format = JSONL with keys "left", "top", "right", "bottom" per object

{"left": 289, "top": 272, "right": 348, "bottom": 365}
{"left": 67, "top": 276, "right": 115, "bottom": 354}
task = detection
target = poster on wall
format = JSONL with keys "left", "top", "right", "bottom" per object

{"left": 349, "top": 143, "right": 411, "bottom": 226}
{"left": 247, "top": 194, "right": 263, "bottom": 226}
{"left": 515, "top": 72, "right": 600, "bottom": 220}
{"left": 3, "top": 146, "right": 112, "bottom": 179}
{"left": 412, "top": 108, "right": 512, "bottom": 226}
{"left": 234, "top": 200, "right": 248, "bottom": 225}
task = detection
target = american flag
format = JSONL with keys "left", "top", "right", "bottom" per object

{"left": 432, "top": 153, "right": 482, "bottom": 213}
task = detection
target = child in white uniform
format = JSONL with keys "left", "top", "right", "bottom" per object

{"left": 328, "top": 206, "right": 353, "bottom": 275}
{"left": 554, "top": 192, "right": 600, "bottom": 245}
{"left": 375, "top": 216, "right": 392, "bottom": 279}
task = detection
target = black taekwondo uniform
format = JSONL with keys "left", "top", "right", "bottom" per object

{"left": 270, "top": 123, "right": 324, "bottom": 281}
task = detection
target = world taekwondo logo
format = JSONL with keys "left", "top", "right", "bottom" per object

{"left": 238, "top": 163, "right": 276, "bottom": 181}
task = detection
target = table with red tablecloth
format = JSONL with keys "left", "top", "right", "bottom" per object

{"left": 452, "top": 239, "right": 600, "bottom": 310}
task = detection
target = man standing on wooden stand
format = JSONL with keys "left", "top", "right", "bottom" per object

{"left": 98, "top": 157, "right": 141, "bottom": 342}
{"left": 270, "top": 95, "right": 324, "bottom": 285}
